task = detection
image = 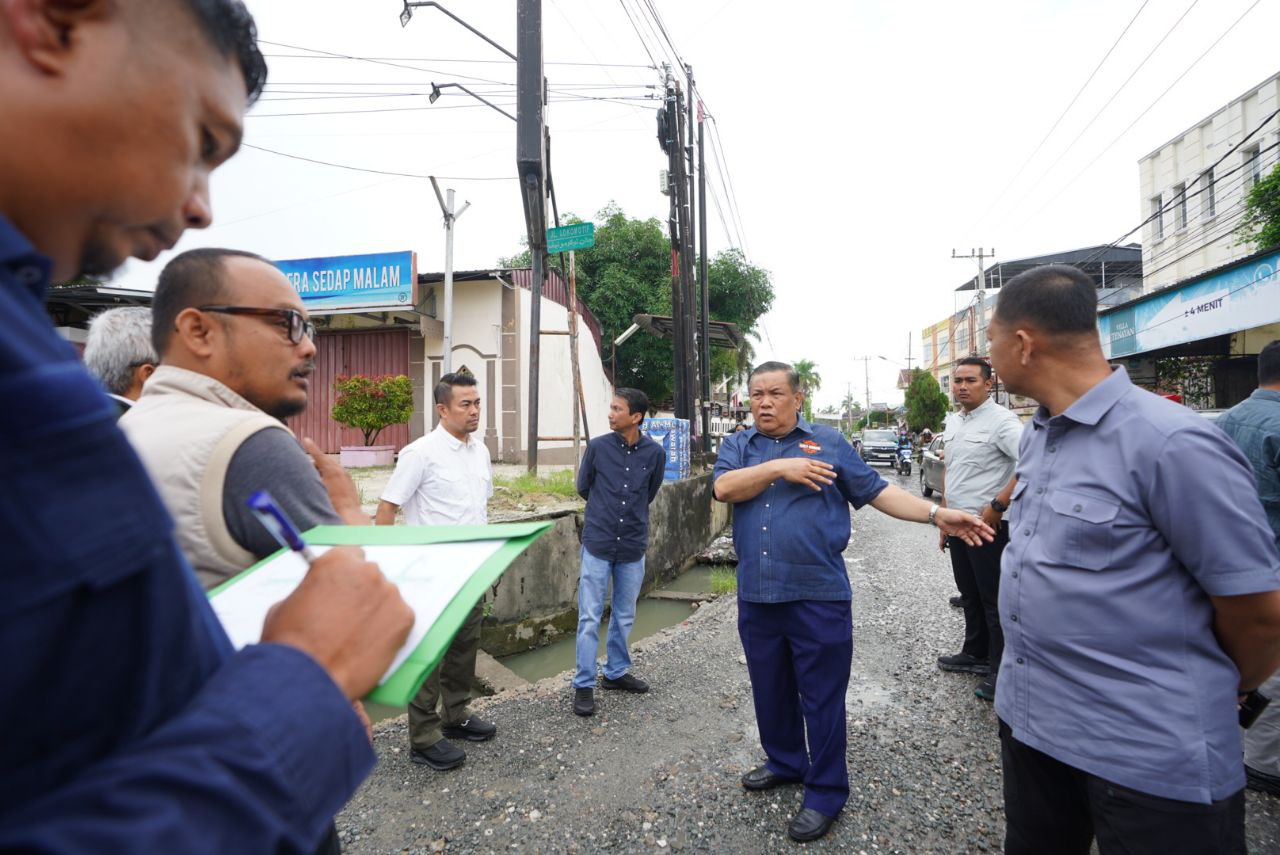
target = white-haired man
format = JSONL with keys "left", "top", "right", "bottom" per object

{"left": 83, "top": 306, "right": 157, "bottom": 414}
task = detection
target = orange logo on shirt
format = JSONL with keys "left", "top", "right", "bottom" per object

{"left": 799, "top": 439, "right": 821, "bottom": 454}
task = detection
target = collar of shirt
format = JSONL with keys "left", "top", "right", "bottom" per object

{"left": 1250, "top": 388, "right": 1280, "bottom": 405}
{"left": 1032, "top": 365, "right": 1130, "bottom": 429}
{"left": 435, "top": 424, "right": 477, "bottom": 451}
{"left": 960, "top": 397, "right": 994, "bottom": 420}
{"left": 0, "top": 214, "right": 53, "bottom": 297}
{"left": 613, "top": 430, "right": 645, "bottom": 450}
{"left": 743, "top": 416, "right": 814, "bottom": 443}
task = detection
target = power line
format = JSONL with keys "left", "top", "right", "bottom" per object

{"left": 977, "top": 0, "right": 1150, "bottom": 225}
{"left": 241, "top": 143, "right": 517, "bottom": 180}
{"left": 998, "top": 0, "right": 1202, "bottom": 224}
{"left": 617, "top": 0, "right": 660, "bottom": 70}
{"left": 1027, "top": 0, "right": 1263, "bottom": 225}
{"left": 706, "top": 114, "right": 751, "bottom": 259}
{"left": 262, "top": 53, "right": 654, "bottom": 69}
{"left": 256, "top": 39, "right": 511, "bottom": 86}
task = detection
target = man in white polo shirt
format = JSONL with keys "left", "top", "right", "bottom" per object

{"left": 376, "top": 370, "right": 495, "bottom": 770}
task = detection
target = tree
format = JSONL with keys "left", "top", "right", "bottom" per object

{"left": 1236, "top": 162, "right": 1280, "bottom": 252}
{"left": 331, "top": 374, "right": 414, "bottom": 446}
{"left": 499, "top": 203, "right": 774, "bottom": 406}
{"left": 903, "top": 368, "right": 949, "bottom": 432}
{"left": 793, "top": 359, "right": 821, "bottom": 421}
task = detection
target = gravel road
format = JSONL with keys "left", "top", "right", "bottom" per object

{"left": 337, "top": 467, "right": 1280, "bottom": 853}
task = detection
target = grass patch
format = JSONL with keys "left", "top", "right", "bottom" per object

{"left": 492, "top": 469, "right": 579, "bottom": 498}
{"left": 711, "top": 566, "right": 737, "bottom": 595}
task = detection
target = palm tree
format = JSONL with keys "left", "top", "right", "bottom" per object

{"left": 793, "top": 358, "right": 821, "bottom": 421}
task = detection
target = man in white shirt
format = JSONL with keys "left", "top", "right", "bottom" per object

{"left": 935, "top": 356, "right": 1022, "bottom": 702}
{"left": 376, "top": 371, "right": 495, "bottom": 770}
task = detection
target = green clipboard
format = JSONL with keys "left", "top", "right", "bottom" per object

{"left": 208, "top": 522, "right": 552, "bottom": 706}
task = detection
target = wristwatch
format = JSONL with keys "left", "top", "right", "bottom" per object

{"left": 990, "top": 498, "right": 1009, "bottom": 513}
{"left": 928, "top": 504, "right": 940, "bottom": 527}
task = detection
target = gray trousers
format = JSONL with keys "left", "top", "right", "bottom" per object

{"left": 1244, "top": 668, "right": 1280, "bottom": 776}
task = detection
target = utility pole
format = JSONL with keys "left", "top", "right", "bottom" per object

{"left": 516, "top": 0, "right": 546, "bottom": 473}
{"left": 951, "top": 247, "right": 994, "bottom": 356}
{"left": 429, "top": 177, "right": 470, "bottom": 374}
{"left": 694, "top": 80, "right": 711, "bottom": 455}
{"left": 659, "top": 65, "right": 696, "bottom": 429}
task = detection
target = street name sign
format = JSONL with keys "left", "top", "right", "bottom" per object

{"left": 546, "top": 222, "right": 595, "bottom": 253}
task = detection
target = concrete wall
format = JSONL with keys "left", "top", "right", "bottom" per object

{"left": 480, "top": 472, "right": 731, "bottom": 656}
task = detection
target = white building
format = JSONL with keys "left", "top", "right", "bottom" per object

{"left": 279, "top": 252, "right": 613, "bottom": 464}
{"left": 1139, "top": 72, "right": 1280, "bottom": 293}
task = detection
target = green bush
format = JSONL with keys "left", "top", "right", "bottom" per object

{"left": 331, "top": 374, "right": 414, "bottom": 446}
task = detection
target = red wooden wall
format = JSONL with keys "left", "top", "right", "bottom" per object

{"left": 288, "top": 328, "right": 412, "bottom": 453}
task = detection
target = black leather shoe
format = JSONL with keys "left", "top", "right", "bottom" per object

{"left": 949, "top": 595, "right": 965, "bottom": 609}
{"left": 601, "top": 672, "right": 649, "bottom": 693}
{"left": 1247, "top": 765, "right": 1280, "bottom": 796}
{"left": 937, "top": 653, "right": 991, "bottom": 675}
{"left": 787, "top": 808, "right": 837, "bottom": 842}
{"left": 410, "top": 738, "right": 465, "bottom": 771}
{"left": 442, "top": 716, "right": 497, "bottom": 742}
{"left": 974, "top": 680, "right": 997, "bottom": 702}
{"left": 741, "top": 765, "right": 800, "bottom": 791}
{"left": 573, "top": 687, "right": 595, "bottom": 717}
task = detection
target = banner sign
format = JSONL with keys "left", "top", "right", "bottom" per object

{"left": 275, "top": 250, "right": 417, "bottom": 312}
{"left": 1099, "top": 252, "right": 1280, "bottom": 359}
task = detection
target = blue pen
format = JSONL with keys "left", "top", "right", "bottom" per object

{"left": 247, "top": 490, "right": 318, "bottom": 564}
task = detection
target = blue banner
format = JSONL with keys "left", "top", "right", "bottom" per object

{"left": 274, "top": 250, "right": 416, "bottom": 311}
{"left": 1099, "top": 251, "right": 1280, "bottom": 358}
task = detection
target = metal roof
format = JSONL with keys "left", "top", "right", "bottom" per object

{"left": 954, "top": 244, "right": 1143, "bottom": 292}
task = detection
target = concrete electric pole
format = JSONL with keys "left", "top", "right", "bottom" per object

{"left": 429, "top": 177, "right": 470, "bottom": 375}
{"left": 951, "top": 247, "right": 994, "bottom": 356}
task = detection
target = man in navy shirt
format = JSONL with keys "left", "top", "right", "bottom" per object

{"left": 572, "top": 387, "right": 666, "bottom": 717}
{"left": 0, "top": 3, "right": 413, "bottom": 852}
{"left": 714, "top": 361, "right": 992, "bottom": 842}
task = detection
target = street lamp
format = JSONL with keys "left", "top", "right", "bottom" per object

{"left": 400, "top": 2, "right": 517, "bottom": 60}
{"left": 428, "top": 81, "right": 516, "bottom": 122}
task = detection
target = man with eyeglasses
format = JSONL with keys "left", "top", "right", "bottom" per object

{"left": 121, "top": 247, "right": 369, "bottom": 590}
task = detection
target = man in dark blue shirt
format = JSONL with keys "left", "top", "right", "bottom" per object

{"left": 0, "top": 3, "right": 413, "bottom": 852}
{"left": 714, "top": 361, "right": 992, "bottom": 843}
{"left": 572, "top": 387, "right": 666, "bottom": 717}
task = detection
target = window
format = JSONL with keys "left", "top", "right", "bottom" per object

{"left": 922, "top": 338, "right": 934, "bottom": 366}
{"left": 1151, "top": 194, "right": 1164, "bottom": 240}
{"left": 1202, "top": 168, "right": 1215, "bottom": 218}
{"left": 1246, "top": 147, "right": 1262, "bottom": 188}
{"left": 1173, "top": 183, "right": 1187, "bottom": 231}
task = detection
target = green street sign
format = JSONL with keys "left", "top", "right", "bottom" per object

{"left": 546, "top": 222, "right": 595, "bottom": 254}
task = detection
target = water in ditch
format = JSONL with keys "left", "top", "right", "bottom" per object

{"left": 362, "top": 564, "right": 717, "bottom": 723}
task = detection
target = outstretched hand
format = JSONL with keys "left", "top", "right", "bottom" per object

{"left": 934, "top": 508, "right": 994, "bottom": 547}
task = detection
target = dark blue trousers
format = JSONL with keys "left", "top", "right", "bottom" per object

{"left": 738, "top": 598, "right": 852, "bottom": 816}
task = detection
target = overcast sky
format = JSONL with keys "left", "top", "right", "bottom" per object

{"left": 109, "top": 0, "right": 1280, "bottom": 409}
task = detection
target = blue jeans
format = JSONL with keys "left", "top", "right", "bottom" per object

{"left": 573, "top": 547, "right": 646, "bottom": 689}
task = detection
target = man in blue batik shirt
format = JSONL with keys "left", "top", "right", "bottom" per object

{"left": 0, "top": 3, "right": 413, "bottom": 852}
{"left": 988, "top": 265, "right": 1280, "bottom": 854}
{"left": 714, "top": 361, "right": 992, "bottom": 843}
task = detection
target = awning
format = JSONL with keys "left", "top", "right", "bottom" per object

{"left": 632, "top": 314, "right": 745, "bottom": 349}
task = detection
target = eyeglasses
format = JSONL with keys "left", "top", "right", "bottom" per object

{"left": 197, "top": 305, "right": 316, "bottom": 344}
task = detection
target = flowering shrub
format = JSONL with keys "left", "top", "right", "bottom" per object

{"left": 331, "top": 374, "right": 414, "bottom": 446}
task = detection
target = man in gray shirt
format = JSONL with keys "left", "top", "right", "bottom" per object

{"left": 936, "top": 356, "right": 1021, "bottom": 702}
{"left": 988, "top": 264, "right": 1280, "bottom": 853}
